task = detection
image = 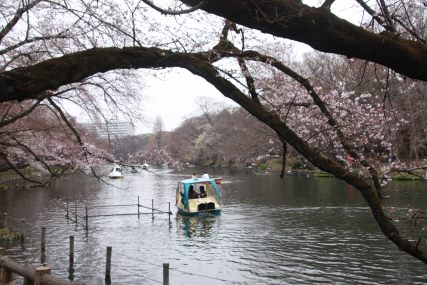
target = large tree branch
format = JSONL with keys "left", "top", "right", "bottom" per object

{"left": 179, "top": 0, "right": 427, "bottom": 81}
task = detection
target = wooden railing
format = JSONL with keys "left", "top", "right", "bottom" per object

{"left": 0, "top": 255, "right": 84, "bottom": 285}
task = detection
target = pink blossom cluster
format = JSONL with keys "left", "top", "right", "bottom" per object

{"left": 260, "top": 77, "right": 402, "bottom": 166}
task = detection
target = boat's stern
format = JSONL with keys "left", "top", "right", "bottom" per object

{"left": 176, "top": 196, "right": 221, "bottom": 215}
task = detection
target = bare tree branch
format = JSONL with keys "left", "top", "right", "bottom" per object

{"left": 321, "top": 0, "right": 336, "bottom": 10}
{"left": 0, "top": 35, "right": 68, "bottom": 56}
{"left": 0, "top": 0, "right": 44, "bottom": 44}
{"left": 47, "top": 97, "right": 83, "bottom": 144}
{"left": 0, "top": 150, "right": 42, "bottom": 184}
{"left": 0, "top": 99, "right": 42, "bottom": 128}
{"left": 141, "top": 0, "right": 206, "bottom": 15}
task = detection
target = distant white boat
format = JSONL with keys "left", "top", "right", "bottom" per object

{"left": 108, "top": 164, "right": 124, "bottom": 179}
{"left": 142, "top": 163, "right": 149, "bottom": 170}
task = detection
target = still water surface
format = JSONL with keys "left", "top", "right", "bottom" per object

{"left": 0, "top": 167, "right": 426, "bottom": 284}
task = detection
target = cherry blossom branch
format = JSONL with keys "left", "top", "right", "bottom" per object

{"left": 141, "top": 0, "right": 206, "bottom": 15}
{"left": 0, "top": 0, "right": 44, "bottom": 44}
{"left": 0, "top": 100, "right": 42, "bottom": 128}
{"left": 237, "top": 58, "right": 261, "bottom": 104}
{"left": 0, "top": 35, "right": 68, "bottom": 56}
{"left": 212, "top": 44, "right": 385, "bottom": 196}
{"left": 398, "top": 0, "right": 426, "bottom": 43}
{"left": 219, "top": 20, "right": 260, "bottom": 104}
{"left": 47, "top": 97, "right": 83, "bottom": 145}
{"left": 0, "top": 150, "right": 42, "bottom": 185}
{"left": 0, "top": 50, "right": 50, "bottom": 71}
{"left": 355, "top": 0, "right": 392, "bottom": 32}
{"left": 12, "top": 139, "right": 62, "bottom": 178}
{"left": 378, "top": 0, "right": 396, "bottom": 33}
{"left": 47, "top": 97, "right": 122, "bottom": 187}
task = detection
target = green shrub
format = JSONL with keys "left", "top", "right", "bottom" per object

{"left": 292, "top": 160, "right": 305, "bottom": 170}
{"left": 0, "top": 228, "right": 19, "bottom": 241}
{"left": 258, "top": 162, "right": 268, "bottom": 171}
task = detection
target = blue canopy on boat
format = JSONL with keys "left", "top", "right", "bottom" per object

{"left": 180, "top": 178, "right": 221, "bottom": 209}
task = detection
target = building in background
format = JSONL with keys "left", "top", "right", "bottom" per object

{"left": 82, "top": 121, "right": 135, "bottom": 139}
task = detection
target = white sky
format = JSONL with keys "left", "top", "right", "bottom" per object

{"left": 136, "top": 68, "right": 237, "bottom": 133}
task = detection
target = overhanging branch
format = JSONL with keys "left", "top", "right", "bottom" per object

{"left": 179, "top": 0, "right": 427, "bottom": 81}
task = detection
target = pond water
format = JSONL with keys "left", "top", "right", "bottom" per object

{"left": 0, "top": 167, "right": 426, "bottom": 284}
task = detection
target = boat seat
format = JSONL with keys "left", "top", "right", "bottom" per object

{"left": 206, "top": 202, "right": 215, "bottom": 210}
{"left": 198, "top": 203, "right": 216, "bottom": 211}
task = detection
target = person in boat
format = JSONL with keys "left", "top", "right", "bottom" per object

{"left": 188, "top": 185, "right": 199, "bottom": 199}
{"left": 202, "top": 173, "right": 209, "bottom": 178}
{"left": 192, "top": 172, "right": 197, "bottom": 178}
{"left": 199, "top": 185, "right": 207, "bottom": 198}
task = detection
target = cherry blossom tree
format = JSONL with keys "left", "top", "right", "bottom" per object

{"left": 0, "top": 0, "right": 426, "bottom": 265}
{"left": 0, "top": 99, "right": 110, "bottom": 185}
{"left": 0, "top": 0, "right": 145, "bottom": 183}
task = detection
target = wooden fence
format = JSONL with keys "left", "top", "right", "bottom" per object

{"left": 0, "top": 255, "right": 84, "bottom": 285}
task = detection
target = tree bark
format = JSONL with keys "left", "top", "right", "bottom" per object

{"left": 0, "top": 47, "right": 198, "bottom": 103}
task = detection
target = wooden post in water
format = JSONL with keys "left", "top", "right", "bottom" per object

{"left": 85, "top": 206, "right": 88, "bottom": 231}
{"left": 34, "top": 266, "right": 51, "bottom": 285}
{"left": 41, "top": 227, "right": 46, "bottom": 263}
{"left": 168, "top": 202, "right": 171, "bottom": 223}
{"left": 137, "top": 196, "right": 140, "bottom": 218}
{"left": 163, "top": 263, "right": 169, "bottom": 285}
{"left": 69, "top": 236, "right": 74, "bottom": 268}
{"left": 20, "top": 219, "right": 26, "bottom": 244}
{"left": 74, "top": 202, "right": 77, "bottom": 225}
{"left": 105, "top": 246, "right": 112, "bottom": 284}
{"left": 66, "top": 201, "right": 69, "bottom": 219}
{"left": 151, "top": 199, "right": 154, "bottom": 219}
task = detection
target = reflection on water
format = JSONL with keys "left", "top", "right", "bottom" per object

{"left": 177, "top": 215, "right": 218, "bottom": 239}
{"left": 0, "top": 168, "right": 426, "bottom": 284}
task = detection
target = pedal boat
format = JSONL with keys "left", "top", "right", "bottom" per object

{"left": 176, "top": 177, "right": 222, "bottom": 216}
